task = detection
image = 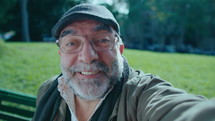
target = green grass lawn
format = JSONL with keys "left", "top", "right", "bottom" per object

{"left": 0, "top": 42, "right": 215, "bottom": 98}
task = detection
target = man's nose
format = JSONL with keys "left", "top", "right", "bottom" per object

{"left": 78, "top": 41, "right": 99, "bottom": 64}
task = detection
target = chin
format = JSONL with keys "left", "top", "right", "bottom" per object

{"left": 69, "top": 78, "right": 111, "bottom": 100}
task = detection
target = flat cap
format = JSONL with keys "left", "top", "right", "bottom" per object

{"left": 52, "top": 3, "right": 120, "bottom": 39}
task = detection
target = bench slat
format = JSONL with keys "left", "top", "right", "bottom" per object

{"left": 0, "top": 111, "right": 31, "bottom": 121}
{"left": 0, "top": 89, "right": 36, "bottom": 107}
{"left": 0, "top": 89, "right": 36, "bottom": 121}
{"left": 0, "top": 104, "right": 34, "bottom": 117}
{"left": 0, "top": 95, "right": 36, "bottom": 107}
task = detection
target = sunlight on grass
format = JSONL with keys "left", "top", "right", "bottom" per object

{"left": 0, "top": 43, "right": 215, "bottom": 98}
{"left": 0, "top": 42, "right": 60, "bottom": 95}
{"left": 124, "top": 49, "right": 215, "bottom": 97}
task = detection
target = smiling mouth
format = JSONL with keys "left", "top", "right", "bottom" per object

{"left": 80, "top": 71, "right": 100, "bottom": 75}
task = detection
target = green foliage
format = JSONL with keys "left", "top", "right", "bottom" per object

{"left": 0, "top": 0, "right": 16, "bottom": 30}
{"left": 1, "top": 0, "right": 214, "bottom": 52}
{"left": 28, "top": 0, "right": 79, "bottom": 41}
{"left": 1, "top": 0, "right": 82, "bottom": 41}
{"left": 121, "top": 0, "right": 215, "bottom": 51}
{"left": 0, "top": 43, "right": 214, "bottom": 98}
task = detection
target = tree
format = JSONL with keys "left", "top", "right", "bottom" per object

{"left": 27, "top": 0, "right": 82, "bottom": 41}
{"left": 0, "top": 0, "right": 16, "bottom": 32}
{"left": 20, "top": 0, "right": 30, "bottom": 42}
{"left": 1, "top": 0, "right": 82, "bottom": 41}
{"left": 117, "top": 0, "right": 215, "bottom": 53}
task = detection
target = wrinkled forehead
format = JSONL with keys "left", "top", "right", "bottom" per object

{"left": 59, "top": 20, "right": 116, "bottom": 37}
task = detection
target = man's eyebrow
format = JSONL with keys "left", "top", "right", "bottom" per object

{"left": 60, "top": 30, "right": 76, "bottom": 37}
{"left": 93, "top": 24, "right": 112, "bottom": 32}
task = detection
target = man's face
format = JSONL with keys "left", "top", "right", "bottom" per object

{"left": 58, "top": 20, "right": 124, "bottom": 100}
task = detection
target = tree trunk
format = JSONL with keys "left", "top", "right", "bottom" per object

{"left": 20, "top": 0, "right": 30, "bottom": 42}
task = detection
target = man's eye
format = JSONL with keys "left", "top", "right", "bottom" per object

{"left": 65, "top": 39, "right": 81, "bottom": 47}
{"left": 95, "top": 39, "right": 111, "bottom": 47}
{"left": 66, "top": 42, "right": 76, "bottom": 46}
{"left": 97, "top": 39, "right": 110, "bottom": 43}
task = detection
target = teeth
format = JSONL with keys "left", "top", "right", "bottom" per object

{"left": 81, "top": 71, "right": 98, "bottom": 75}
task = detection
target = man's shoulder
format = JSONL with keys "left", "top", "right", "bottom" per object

{"left": 126, "top": 69, "right": 169, "bottom": 87}
{"left": 42, "top": 75, "right": 59, "bottom": 87}
{"left": 36, "top": 75, "right": 60, "bottom": 104}
{"left": 122, "top": 69, "right": 184, "bottom": 98}
{"left": 39, "top": 75, "right": 59, "bottom": 91}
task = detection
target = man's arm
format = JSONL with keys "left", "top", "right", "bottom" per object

{"left": 119, "top": 70, "right": 208, "bottom": 121}
{"left": 175, "top": 98, "right": 215, "bottom": 121}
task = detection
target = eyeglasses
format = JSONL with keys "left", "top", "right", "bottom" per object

{"left": 56, "top": 32, "right": 119, "bottom": 54}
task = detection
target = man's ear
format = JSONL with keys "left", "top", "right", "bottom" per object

{"left": 119, "top": 44, "right": 124, "bottom": 54}
{"left": 58, "top": 50, "right": 61, "bottom": 56}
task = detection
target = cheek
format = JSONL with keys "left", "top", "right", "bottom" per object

{"left": 60, "top": 54, "right": 77, "bottom": 67}
{"left": 98, "top": 49, "right": 119, "bottom": 66}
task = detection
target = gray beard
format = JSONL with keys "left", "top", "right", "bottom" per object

{"left": 60, "top": 57, "right": 124, "bottom": 100}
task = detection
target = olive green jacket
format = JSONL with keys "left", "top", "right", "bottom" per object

{"left": 34, "top": 68, "right": 211, "bottom": 121}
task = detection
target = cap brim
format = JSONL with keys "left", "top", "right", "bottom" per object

{"left": 52, "top": 13, "right": 119, "bottom": 39}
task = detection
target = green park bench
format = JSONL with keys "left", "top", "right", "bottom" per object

{"left": 0, "top": 89, "right": 36, "bottom": 121}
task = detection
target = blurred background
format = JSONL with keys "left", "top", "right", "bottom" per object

{"left": 1, "top": 0, "right": 215, "bottom": 55}
{"left": 0, "top": 0, "right": 215, "bottom": 97}
{"left": 0, "top": 1, "right": 214, "bottom": 120}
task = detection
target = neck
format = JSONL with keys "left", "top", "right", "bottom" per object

{"left": 75, "top": 95, "right": 100, "bottom": 121}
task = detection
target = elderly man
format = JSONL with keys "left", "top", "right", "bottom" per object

{"left": 33, "top": 3, "right": 215, "bottom": 121}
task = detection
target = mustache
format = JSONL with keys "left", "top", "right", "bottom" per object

{"left": 68, "top": 61, "right": 109, "bottom": 73}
